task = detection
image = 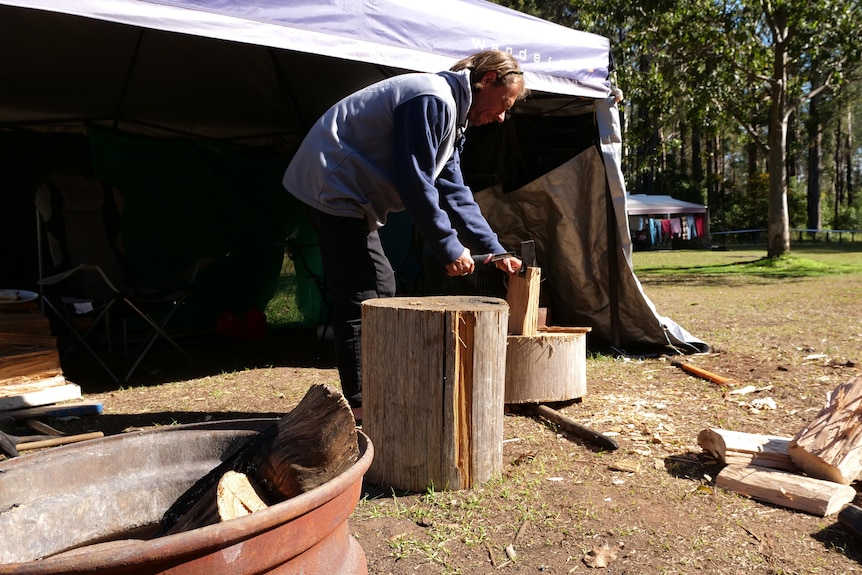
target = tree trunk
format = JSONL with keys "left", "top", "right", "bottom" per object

{"left": 504, "top": 330, "right": 588, "bottom": 404}
{"left": 766, "top": 56, "right": 791, "bottom": 256}
{"left": 847, "top": 107, "right": 854, "bottom": 206}
{"left": 691, "top": 121, "right": 703, "bottom": 189}
{"left": 835, "top": 112, "right": 845, "bottom": 222}
{"left": 807, "top": 94, "right": 822, "bottom": 231}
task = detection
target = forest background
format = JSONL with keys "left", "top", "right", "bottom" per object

{"left": 494, "top": 0, "right": 862, "bottom": 256}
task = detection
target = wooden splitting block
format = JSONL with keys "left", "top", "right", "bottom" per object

{"left": 501, "top": 251, "right": 611, "bottom": 450}
{"left": 362, "top": 296, "right": 507, "bottom": 491}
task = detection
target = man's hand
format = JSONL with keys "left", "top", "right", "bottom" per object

{"left": 495, "top": 257, "right": 522, "bottom": 275}
{"left": 445, "top": 248, "right": 475, "bottom": 277}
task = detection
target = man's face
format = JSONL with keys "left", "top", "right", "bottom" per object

{"left": 466, "top": 73, "right": 523, "bottom": 126}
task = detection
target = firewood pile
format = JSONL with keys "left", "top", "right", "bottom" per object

{"left": 698, "top": 374, "right": 862, "bottom": 517}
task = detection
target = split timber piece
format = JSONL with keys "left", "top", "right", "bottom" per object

{"left": 161, "top": 383, "right": 359, "bottom": 534}
{"left": 715, "top": 464, "right": 856, "bottom": 517}
{"left": 362, "top": 295, "right": 508, "bottom": 492}
{"left": 697, "top": 428, "right": 797, "bottom": 471}
{"left": 789, "top": 375, "right": 862, "bottom": 484}
{"left": 506, "top": 266, "right": 541, "bottom": 336}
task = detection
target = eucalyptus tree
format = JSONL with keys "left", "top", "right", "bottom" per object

{"left": 498, "top": 0, "right": 862, "bottom": 256}
{"left": 615, "top": 0, "right": 861, "bottom": 256}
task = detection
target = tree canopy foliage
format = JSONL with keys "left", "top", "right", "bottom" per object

{"left": 496, "top": 0, "right": 862, "bottom": 255}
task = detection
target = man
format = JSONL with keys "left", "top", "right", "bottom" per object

{"left": 283, "top": 50, "right": 526, "bottom": 422}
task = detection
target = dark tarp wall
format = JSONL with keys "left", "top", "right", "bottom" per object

{"left": 87, "top": 128, "right": 296, "bottom": 325}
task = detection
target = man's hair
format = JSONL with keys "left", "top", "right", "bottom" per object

{"left": 450, "top": 50, "right": 528, "bottom": 100}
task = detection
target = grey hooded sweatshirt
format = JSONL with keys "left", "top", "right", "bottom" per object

{"left": 282, "top": 68, "right": 506, "bottom": 265}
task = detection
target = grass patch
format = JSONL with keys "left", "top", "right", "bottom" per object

{"left": 633, "top": 243, "right": 862, "bottom": 279}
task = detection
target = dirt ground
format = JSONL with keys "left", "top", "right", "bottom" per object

{"left": 6, "top": 267, "right": 862, "bottom": 574}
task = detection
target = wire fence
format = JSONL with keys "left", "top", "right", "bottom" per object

{"left": 711, "top": 228, "right": 862, "bottom": 244}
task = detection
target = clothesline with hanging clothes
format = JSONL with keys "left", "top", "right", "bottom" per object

{"left": 631, "top": 214, "right": 706, "bottom": 246}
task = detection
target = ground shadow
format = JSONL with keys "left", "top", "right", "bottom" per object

{"left": 57, "top": 326, "right": 335, "bottom": 394}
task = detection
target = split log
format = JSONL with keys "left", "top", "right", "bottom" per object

{"left": 362, "top": 295, "right": 507, "bottom": 491}
{"left": 217, "top": 471, "right": 269, "bottom": 520}
{"left": 788, "top": 375, "right": 862, "bottom": 484}
{"left": 506, "top": 266, "right": 541, "bottom": 336}
{"left": 716, "top": 464, "right": 855, "bottom": 517}
{"left": 161, "top": 383, "right": 358, "bottom": 534}
{"left": 697, "top": 428, "right": 796, "bottom": 471}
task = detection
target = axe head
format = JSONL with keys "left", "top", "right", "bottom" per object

{"left": 518, "top": 240, "right": 536, "bottom": 276}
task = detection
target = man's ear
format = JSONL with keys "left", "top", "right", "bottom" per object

{"left": 480, "top": 71, "right": 497, "bottom": 86}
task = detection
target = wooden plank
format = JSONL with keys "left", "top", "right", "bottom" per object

{"left": 716, "top": 464, "right": 856, "bottom": 517}
{"left": 505, "top": 266, "right": 541, "bottom": 336}
{"left": 0, "top": 332, "right": 58, "bottom": 355}
{"left": 0, "top": 312, "right": 53, "bottom": 337}
{"left": 0, "top": 350, "right": 62, "bottom": 381}
{"left": 0, "top": 371, "right": 65, "bottom": 389}
{"left": 0, "top": 383, "right": 82, "bottom": 411}
{"left": 789, "top": 375, "right": 862, "bottom": 484}
{"left": 697, "top": 428, "right": 797, "bottom": 471}
{"left": 0, "top": 375, "right": 67, "bottom": 398}
{"left": 0, "top": 400, "right": 103, "bottom": 422}
{"left": 538, "top": 326, "right": 592, "bottom": 334}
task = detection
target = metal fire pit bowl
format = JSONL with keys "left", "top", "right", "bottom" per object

{"left": 0, "top": 419, "right": 373, "bottom": 575}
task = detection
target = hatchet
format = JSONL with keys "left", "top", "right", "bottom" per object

{"left": 471, "top": 251, "right": 515, "bottom": 265}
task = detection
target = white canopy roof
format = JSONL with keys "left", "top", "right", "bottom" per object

{"left": 626, "top": 194, "right": 707, "bottom": 216}
{"left": 0, "top": 0, "right": 612, "bottom": 142}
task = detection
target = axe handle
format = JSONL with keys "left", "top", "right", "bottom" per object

{"left": 15, "top": 431, "right": 104, "bottom": 452}
{"left": 671, "top": 360, "right": 737, "bottom": 386}
{"left": 529, "top": 404, "right": 618, "bottom": 451}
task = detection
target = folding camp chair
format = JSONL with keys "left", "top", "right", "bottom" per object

{"left": 115, "top": 256, "right": 210, "bottom": 380}
{"left": 36, "top": 171, "right": 209, "bottom": 382}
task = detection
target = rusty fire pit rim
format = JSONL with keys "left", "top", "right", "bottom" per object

{"left": 0, "top": 421, "right": 373, "bottom": 573}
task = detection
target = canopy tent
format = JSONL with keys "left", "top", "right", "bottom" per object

{"left": 0, "top": 0, "right": 708, "bottom": 355}
{"left": 627, "top": 195, "right": 710, "bottom": 250}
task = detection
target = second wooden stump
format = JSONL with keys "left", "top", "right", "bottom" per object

{"left": 362, "top": 296, "right": 508, "bottom": 492}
